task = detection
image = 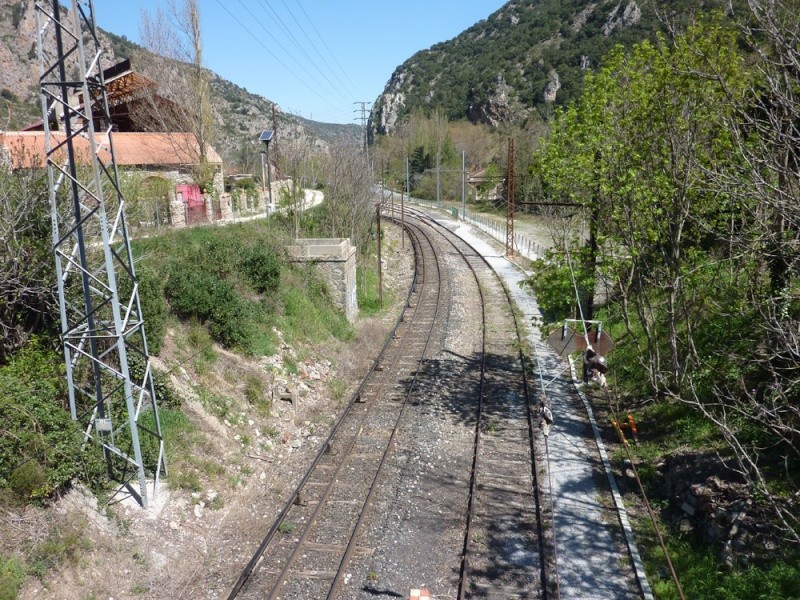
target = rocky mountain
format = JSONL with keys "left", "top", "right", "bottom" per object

{"left": 370, "top": 0, "right": 727, "bottom": 136}
{"left": 0, "top": 0, "right": 358, "bottom": 169}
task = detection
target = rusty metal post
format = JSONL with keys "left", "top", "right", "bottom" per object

{"left": 403, "top": 157, "right": 408, "bottom": 249}
{"left": 506, "top": 137, "right": 515, "bottom": 258}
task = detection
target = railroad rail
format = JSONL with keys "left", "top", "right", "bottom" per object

{"left": 228, "top": 207, "right": 551, "bottom": 599}
{"left": 228, "top": 218, "right": 446, "bottom": 599}
{"left": 407, "top": 209, "right": 552, "bottom": 599}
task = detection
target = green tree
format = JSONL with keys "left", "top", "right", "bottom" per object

{"left": 536, "top": 20, "right": 749, "bottom": 392}
{"left": 531, "top": 14, "right": 799, "bottom": 542}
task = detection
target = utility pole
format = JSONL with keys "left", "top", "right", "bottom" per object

{"left": 376, "top": 202, "right": 383, "bottom": 308}
{"left": 403, "top": 157, "right": 408, "bottom": 249}
{"left": 36, "top": 0, "right": 166, "bottom": 509}
{"left": 436, "top": 151, "right": 441, "bottom": 207}
{"left": 461, "top": 150, "right": 467, "bottom": 220}
{"left": 506, "top": 137, "right": 515, "bottom": 258}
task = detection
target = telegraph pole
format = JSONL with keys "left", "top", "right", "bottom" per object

{"left": 436, "top": 152, "right": 441, "bottom": 207}
{"left": 36, "top": 0, "right": 166, "bottom": 509}
{"left": 376, "top": 202, "right": 383, "bottom": 308}
{"left": 403, "top": 157, "right": 408, "bottom": 249}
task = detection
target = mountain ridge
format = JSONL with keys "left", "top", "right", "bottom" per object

{"left": 369, "top": 0, "right": 728, "bottom": 136}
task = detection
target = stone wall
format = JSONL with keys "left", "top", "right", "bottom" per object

{"left": 288, "top": 239, "right": 358, "bottom": 322}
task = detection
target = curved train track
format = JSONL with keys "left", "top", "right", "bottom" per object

{"left": 227, "top": 208, "right": 553, "bottom": 599}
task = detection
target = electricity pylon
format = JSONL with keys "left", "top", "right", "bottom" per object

{"left": 35, "top": 0, "right": 166, "bottom": 508}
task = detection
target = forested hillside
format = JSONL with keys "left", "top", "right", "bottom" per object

{"left": 370, "top": 0, "right": 731, "bottom": 134}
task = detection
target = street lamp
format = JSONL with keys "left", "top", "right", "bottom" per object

{"left": 259, "top": 130, "right": 274, "bottom": 213}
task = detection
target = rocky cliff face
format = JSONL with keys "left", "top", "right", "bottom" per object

{"left": 370, "top": 0, "right": 649, "bottom": 137}
{"left": 0, "top": 1, "right": 119, "bottom": 128}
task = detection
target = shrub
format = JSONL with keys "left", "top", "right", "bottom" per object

{"left": 0, "top": 553, "right": 25, "bottom": 600}
{"left": 134, "top": 265, "right": 168, "bottom": 355}
{"left": 164, "top": 264, "right": 221, "bottom": 321}
{"left": 27, "top": 517, "right": 91, "bottom": 578}
{"left": 208, "top": 296, "right": 254, "bottom": 350}
{"left": 0, "top": 339, "right": 103, "bottom": 500}
{"left": 127, "top": 352, "right": 180, "bottom": 409}
{"left": 239, "top": 247, "right": 280, "bottom": 293}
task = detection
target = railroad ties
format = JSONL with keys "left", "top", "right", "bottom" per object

{"left": 229, "top": 208, "right": 549, "bottom": 599}
{"left": 231, "top": 218, "right": 447, "bottom": 599}
{"left": 428, "top": 217, "right": 546, "bottom": 599}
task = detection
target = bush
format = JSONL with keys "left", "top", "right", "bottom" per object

{"left": 164, "top": 261, "right": 261, "bottom": 350}
{"left": 208, "top": 296, "right": 254, "bottom": 350}
{"left": 134, "top": 265, "right": 168, "bottom": 355}
{"left": 239, "top": 246, "right": 280, "bottom": 293}
{"left": 0, "top": 339, "right": 103, "bottom": 500}
{"left": 134, "top": 222, "right": 352, "bottom": 353}
{"left": 0, "top": 553, "right": 25, "bottom": 600}
{"left": 127, "top": 352, "right": 180, "bottom": 409}
{"left": 164, "top": 264, "right": 226, "bottom": 321}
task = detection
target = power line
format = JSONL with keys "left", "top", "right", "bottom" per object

{"left": 290, "top": 0, "right": 361, "bottom": 96}
{"left": 234, "top": 1, "right": 335, "bottom": 99}
{"left": 213, "top": 0, "right": 345, "bottom": 112}
{"left": 215, "top": 1, "right": 302, "bottom": 84}
{"left": 254, "top": 0, "right": 352, "bottom": 105}
{"left": 276, "top": 0, "right": 360, "bottom": 99}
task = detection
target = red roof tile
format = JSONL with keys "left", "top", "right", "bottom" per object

{"left": 0, "top": 131, "right": 222, "bottom": 170}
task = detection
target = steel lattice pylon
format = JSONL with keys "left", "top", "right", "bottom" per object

{"left": 35, "top": 0, "right": 166, "bottom": 508}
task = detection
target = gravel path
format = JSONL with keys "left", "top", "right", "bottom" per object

{"left": 422, "top": 209, "right": 645, "bottom": 599}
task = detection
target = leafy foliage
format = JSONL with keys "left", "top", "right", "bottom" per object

{"left": 643, "top": 536, "right": 800, "bottom": 600}
{"left": 524, "top": 245, "right": 593, "bottom": 323}
{"left": 0, "top": 553, "right": 25, "bottom": 600}
{"left": 0, "top": 165, "right": 57, "bottom": 364}
{"left": 530, "top": 11, "right": 800, "bottom": 570}
{"left": 134, "top": 221, "right": 352, "bottom": 353}
{"left": 0, "top": 340, "right": 105, "bottom": 501}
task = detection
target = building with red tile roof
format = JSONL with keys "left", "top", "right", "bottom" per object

{"left": 0, "top": 130, "right": 222, "bottom": 171}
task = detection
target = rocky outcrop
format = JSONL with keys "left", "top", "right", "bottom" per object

{"left": 374, "top": 90, "right": 406, "bottom": 136}
{"left": 543, "top": 70, "right": 561, "bottom": 103}
{"left": 654, "top": 455, "right": 765, "bottom": 568}
{"left": 1, "top": 1, "right": 116, "bottom": 127}
{"left": 467, "top": 74, "right": 513, "bottom": 127}
{"left": 602, "top": 1, "right": 642, "bottom": 36}
{"left": 369, "top": 0, "right": 662, "bottom": 136}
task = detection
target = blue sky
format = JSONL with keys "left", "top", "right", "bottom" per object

{"left": 95, "top": 1, "right": 508, "bottom": 125}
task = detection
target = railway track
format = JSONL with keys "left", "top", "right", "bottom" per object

{"left": 410, "top": 211, "right": 551, "bottom": 599}
{"left": 227, "top": 208, "right": 551, "bottom": 599}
